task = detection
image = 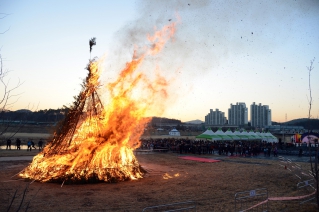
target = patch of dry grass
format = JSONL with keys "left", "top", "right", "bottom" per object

{"left": 0, "top": 152, "right": 318, "bottom": 211}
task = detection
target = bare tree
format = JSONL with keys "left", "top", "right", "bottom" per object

{"left": 0, "top": 14, "right": 24, "bottom": 138}
{"left": 0, "top": 55, "right": 23, "bottom": 111}
{"left": 0, "top": 13, "right": 11, "bottom": 34}
{"left": 306, "top": 58, "right": 318, "bottom": 207}
{"left": 0, "top": 53, "right": 25, "bottom": 137}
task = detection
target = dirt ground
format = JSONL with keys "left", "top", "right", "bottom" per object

{"left": 0, "top": 150, "right": 318, "bottom": 212}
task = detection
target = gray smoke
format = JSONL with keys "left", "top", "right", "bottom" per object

{"left": 103, "top": 0, "right": 318, "bottom": 112}
{"left": 109, "top": 0, "right": 317, "bottom": 74}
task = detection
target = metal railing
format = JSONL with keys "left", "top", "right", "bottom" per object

{"left": 297, "top": 179, "right": 316, "bottom": 205}
{"left": 235, "top": 188, "right": 268, "bottom": 212}
{"left": 142, "top": 201, "right": 196, "bottom": 212}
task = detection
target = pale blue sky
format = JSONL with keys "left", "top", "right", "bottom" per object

{"left": 1, "top": 0, "right": 319, "bottom": 122}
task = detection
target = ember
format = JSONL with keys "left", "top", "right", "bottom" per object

{"left": 19, "top": 21, "right": 177, "bottom": 183}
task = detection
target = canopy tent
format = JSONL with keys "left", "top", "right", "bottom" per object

{"left": 234, "top": 130, "right": 250, "bottom": 140}
{"left": 301, "top": 132, "right": 319, "bottom": 144}
{"left": 247, "top": 130, "right": 261, "bottom": 140}
{"left": 232, "top": 129, "right": 244, "bottom": 140}
{"left": 255, "top": 131, "right": 267, "bottom": 141}
{"left": 169, "top": 128, "right": 180, "bottom": 136}
{"left": 224, "top": 129, "right": 241, "bottom": 140}
{"left": 259, "top": 131, "right": 274, "bottom": 143}
{"left": 196, "top": 128, "right": 279, "bottom": 142}
{"left": 196, "top": 128, "right": 222, "bottom": 140}
{"left": 240, "top": 130, "right": 255, "bottom": 140}
{"left": 265, "top": 131, "right": 278, "bottom": 143}
{"left": 214, "top": 128, "right": 233, "bottom": 140}
{"left": 253, "top": 131, "right": 264, "bottom": 140}
{"left": 261, "top": 131, "right": 270, "bottom": 141}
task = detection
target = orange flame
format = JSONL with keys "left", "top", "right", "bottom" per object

{"left": 19, "top": 21, "right": 177, "bottom": 183}
{"left": 147, "top": 22, "right": 176, "bottom": 54}
{"left": 162, "top": 172, "right": 180, "bottom": 180}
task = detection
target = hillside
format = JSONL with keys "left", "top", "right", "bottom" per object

{"left": 184, "top": 119, "right": 204, "bottom": 124}
{"left": 272, "top": 118, "right": 319, "bottom": 130}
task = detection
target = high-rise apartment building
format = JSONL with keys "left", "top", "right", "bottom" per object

{"left": 250, "top": 102, "right": 271, "bottom": 128}
{"left": 205, "top": 109, "right": 226, "bottom": 125}
{"left": 228, "top": 102, "right": 248, "bottom": 126}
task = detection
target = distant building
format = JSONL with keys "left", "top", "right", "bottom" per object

{"left": 169, "top": 128, "right": 180, "bottom": 136}
{"left": 228, "top": 102, "right": 248, "bottom": 126}
{"left": 250, "top": 102, "right": 271, "bottom": 128}
{"left": 205, "top": 109, "right": 227, "bottom": 125}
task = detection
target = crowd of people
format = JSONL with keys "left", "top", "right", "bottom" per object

{"left": 5, "top": 138, "right": 45, "bottom": 151}
{"left": 139, "top": 137, "right": 279, "bottom": 157}
{"left": 4, "top": 136, "right": 280, "bottom": 157}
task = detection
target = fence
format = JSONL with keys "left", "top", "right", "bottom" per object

{"left": 142, "top": 201, "right": 196, "bottom": 212}
{"left": 234, "top": 188, "right": 268, "bottom": 212}
{"left": 297, "top": 179, "right": 316, "bottom": 205}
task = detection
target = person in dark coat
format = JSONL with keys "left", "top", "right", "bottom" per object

{"left": 6, "top": 139, "right": 12, "bottom": 150}
{"left": 16, "top": 138, "right": 21, "bottom": 150}
{"left": 38, "top": 139, "right": 43, "bottom": 151}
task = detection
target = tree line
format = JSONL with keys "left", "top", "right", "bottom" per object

{"left": 0, "top": 108, "right": 67, "bottom": 125}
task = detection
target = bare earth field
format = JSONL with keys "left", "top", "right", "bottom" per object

{"left": 0, "top": 150, "right": 317, "bottom": 212}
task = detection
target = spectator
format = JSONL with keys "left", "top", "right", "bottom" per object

{"left": 273, "top": 146, "right": 278, "bottom": 157}
{"left": 16, "top": 138, "right": 21, "bottom": 150}
{"left": 267, "top": 146, "right": 271, "bottom": 157}
{"left": 27, "top": 140, "right": 32, "bottom": 151}
{"left": 31, "top": 140, "right": 36, "bottom": 149}
{"left": 38, "top": 139, "right": 43, "bottom": 151}
{"left": 234, "top": 144, "right": 238, "bottom": 156}
{"left": 298, "top": 148, "right": 303, "bottom": 157}
{"left": 6, "top": 139, "right": 12, "bottom": 150}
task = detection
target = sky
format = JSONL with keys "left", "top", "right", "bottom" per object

{"left": 1, "top": 0, "right": 319, "bottom": 123}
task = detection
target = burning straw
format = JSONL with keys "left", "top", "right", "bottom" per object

{"left": 19, "top": 21, "right": 177, "bottom": 183}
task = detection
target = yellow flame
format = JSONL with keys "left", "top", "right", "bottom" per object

{"left": 19, "top": 20, "right": 178, "bottom": 183}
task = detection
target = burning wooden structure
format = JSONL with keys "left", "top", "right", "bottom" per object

{"left": 19, "top": 22, "right": 176, "bottom": 183}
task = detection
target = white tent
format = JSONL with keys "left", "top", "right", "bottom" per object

{"left": 256, "top": 131, "right": 267, "bottom": 141}
{"left": 234, "top": 130, "right": 250, "bottom": 140}
{"left": 214, "top": 128, "right": 233, "bottom": 140}
{"left": 240, "top": 130, "right": 254, "bottom": 140}
{"left": 259, "top": 131, "right": 269, "bottom": 142}
{"left": 233, "top": 129, "right": 245, "bottom": 140}
{"left": 257, "top": 131, "right": 276, "bottom": 143}
{"left": 169, "top": 128, "right": 180, "bottom": 136}
{"left": 265, "top": 131, "right": 278, "bottom": 143}
{"left": 224, "top": 129, "right": 241, "bottom": 140}
{"left": 247, "top": 130, "right": 261, "bottom": 140}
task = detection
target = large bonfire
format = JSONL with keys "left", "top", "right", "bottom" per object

{"left": 19, "top": 22, "right": 177, "bottom": 183}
